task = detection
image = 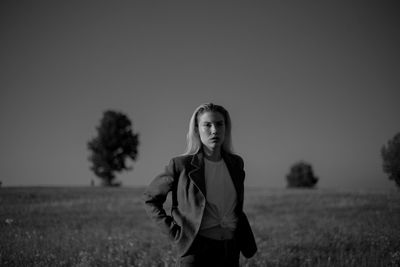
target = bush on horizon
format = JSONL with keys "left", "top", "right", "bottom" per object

{"left": 286, "top": 161, "right": 318, "bottom": 188}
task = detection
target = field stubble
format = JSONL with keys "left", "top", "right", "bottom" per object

{"left": 0, "top": 186, "right": 399, "bottom": 267}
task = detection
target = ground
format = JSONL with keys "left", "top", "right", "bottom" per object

{"left": 0, "top": 186, "right": 399, "bottom": 266}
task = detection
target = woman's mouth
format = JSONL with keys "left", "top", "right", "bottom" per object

{"left": 210, "top": 137, "right": 219, "bottom": 142}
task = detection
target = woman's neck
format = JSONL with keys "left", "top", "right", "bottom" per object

{"left": 202, "top": 146, "right": 222, "bottom": 162}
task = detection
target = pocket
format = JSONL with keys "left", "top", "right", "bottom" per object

{"left": 170, "top": 208, "right": 184, "bottom": 239}
{"left": 169, "top": 220, "right": 182, "bottom": 241}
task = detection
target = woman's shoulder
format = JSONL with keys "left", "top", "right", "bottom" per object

{"left": 224, "top": 152, "right": 244, "bottom": 162}
{"left": 224, "top": 152, "right": 245, "bottom": 168}
{"left": 169, "top": 154, "right": 193, "bottom": 168}
{"left": 230, "top": 153, "right": 244, "bottom": 161}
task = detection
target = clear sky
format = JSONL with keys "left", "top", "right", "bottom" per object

{"left": 1, "top": 1, "right": 399, "bottom": 190}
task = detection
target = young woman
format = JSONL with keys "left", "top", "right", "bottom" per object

{"left": 143, "top": 103, "right": 257, "bottom": 267}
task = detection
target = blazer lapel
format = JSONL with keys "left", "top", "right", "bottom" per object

{"left": 222, "top": 152, "right": 243, "bottom": 204}
{"left": 188, "top": 152, "right": 206, "bottom": 197}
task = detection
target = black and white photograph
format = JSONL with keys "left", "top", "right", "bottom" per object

{"left": 1, "top": 1, "right": 399, "bottom": 266}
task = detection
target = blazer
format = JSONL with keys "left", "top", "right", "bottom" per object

{"left": 143, "top": 150, "right": 257, "bottom": 258}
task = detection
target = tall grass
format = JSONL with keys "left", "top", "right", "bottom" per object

{"left": 0, "top": 187, "right": 399, "bottom": 266}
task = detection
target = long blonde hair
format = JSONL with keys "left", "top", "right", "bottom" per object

{"left": 183, "top": 103, "right": 234, "bottom": 155}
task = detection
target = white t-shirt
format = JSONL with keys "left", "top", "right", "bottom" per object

{"left": 199, "top": 158, "right": 238, "bottom": 234}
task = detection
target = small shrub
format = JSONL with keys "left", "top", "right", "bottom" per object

{"left": 286, "top": 161, "right": 318, "bottom": 188}
{"left": 381, "top": 132, "right": 400, "bottom": 188}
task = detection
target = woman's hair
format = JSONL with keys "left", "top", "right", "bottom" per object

{"left": 183, "top": 103, "right": 234, "bottom": 155}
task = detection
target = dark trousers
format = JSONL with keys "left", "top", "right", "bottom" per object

{"left": 177, "top": 235, "right": 240, "bottom": 267}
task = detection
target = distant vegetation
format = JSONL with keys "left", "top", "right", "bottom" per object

{"left": 381, "top": 132, "right": 400, "bottom": 188}
{"left": 88, "top": 110, "right": 139, "bottom": 186}
{"left": 0, "top": 187, "right": 399, "bottom": 266}
{"left": 286, "top": 161, "right": 318, "bottom": 188}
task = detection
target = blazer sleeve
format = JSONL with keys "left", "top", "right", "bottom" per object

{"left": 235, "top": 154, "right": 258, "bottom": 258}
{"left": 143, "top": 158, "right": 181, "bottom": 240}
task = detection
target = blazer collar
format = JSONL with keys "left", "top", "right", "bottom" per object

{"left": 189, "top": 151, "right": 206, "bottom": 197}
{"left": 188, "top": 149, "right": 241, "bottom": 198}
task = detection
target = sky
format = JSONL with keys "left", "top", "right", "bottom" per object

{"left": 1, "top": 1, "right": 399, "bottom": 190}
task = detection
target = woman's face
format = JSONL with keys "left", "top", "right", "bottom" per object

{"left": 197, "top": 111, "right": 226, "bottom": 152}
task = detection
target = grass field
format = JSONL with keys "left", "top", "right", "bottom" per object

{"left": 0, "top": 186, "right": 399, "bottom": 267}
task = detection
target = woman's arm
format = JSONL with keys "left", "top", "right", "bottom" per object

{"left": 143, "top": 159, "right": 181, "bottom": 240}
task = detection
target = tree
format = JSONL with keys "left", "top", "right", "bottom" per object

{"left": 88, "top": 110, "right": 139, "bottom": 186}
{"left": 286, "top": 161, "right": 318, "bottom": 188}
{"left": 381, "top": 132, "right": 400, "bottom": 188}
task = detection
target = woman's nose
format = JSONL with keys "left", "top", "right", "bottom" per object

{"left": 210, "top": 125, "right": 217, "bottom": 134}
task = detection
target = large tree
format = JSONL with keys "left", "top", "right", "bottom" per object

{"left": 381, "top": 132, "right": 400, "bottom": 188}
{"left": 286, "top": 161, "right": 318, "bottom": 188}
{"left": 88, "top": 110, "right": 139, "bottom": 186}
